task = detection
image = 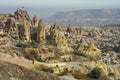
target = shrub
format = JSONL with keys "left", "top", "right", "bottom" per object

{"left": 35, "top": 65, "right": 54, "bottom": 73}
{"left": 73, "top": 50, "right": 86, "bottom": 57}
{"left": 89, "top": 68, "right": 101, "bottom": 79}
{"left": 16, "top": 42, "right": 30, "bottom": 48}
{"left": 30, "top": 40, "right": 39, "bottom": 48}
{"left": 16, "top": 41, "right": 39, "bottom": 48}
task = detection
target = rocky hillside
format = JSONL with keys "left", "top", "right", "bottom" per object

{"left": 0, "top": 60, "right": 60, "bottom": 80}
{"left": 0, "top": 9, "right": 120, "bottom": 80}
{"left": 45, "top": 9, "right": 120, "bottom": 26}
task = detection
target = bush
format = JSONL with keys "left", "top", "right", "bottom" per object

{"left": 16, "top": 42, "right": 30, "bottom": 48}
{"left": 89, "top": 68, "right": 101, "bottom": 79}
{"left": 73, "top": 50, "right": 86, "bottom": 57}
{"left": 30, "top": 40, "right": 39, "bottom": 48}
{"left": 11, "top": 35, "right": 18, "bottom": 40}
{"left": 16, "top": 41, "right": 39, "bottom": 48}
{"left": 35, "top": 65, "right": 54, "bottom": 73}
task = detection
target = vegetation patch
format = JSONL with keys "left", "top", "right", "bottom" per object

{"left": 89, "top": 68, "right": 101, "bottom": 79}
{"left": 16, "top": 40, "right": 39, "bottom": 48}
{"left": 73, "top": 50, "right": 87, "bottom": 57}
{"left": 34, "top": 64, "right": 54, "bottom": 73}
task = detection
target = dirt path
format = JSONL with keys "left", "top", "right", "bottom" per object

{"left": 0, "top": 52, "right": 68, "bottom": 69}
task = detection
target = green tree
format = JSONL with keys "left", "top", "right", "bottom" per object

{"left": 89, "top": 68, "right": 101, "bottom": 79}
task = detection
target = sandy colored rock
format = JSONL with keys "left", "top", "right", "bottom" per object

{"left": 49, "top": 24, "right": 73, "bottom": 52}
{"left": 14, "top": 10, "right": 31, "bottom": 25}
{"left": 18, "top": 21, "right": 31, "bottom": 42}
{"left": 31, "top": 15, "right": 38, "bottom": 27}
{"left": 37, "top": 19, "right": 46, "bottom": 44}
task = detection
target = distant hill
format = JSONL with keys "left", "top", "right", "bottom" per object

{"left": 44, "top": 9, "right": 120, "bottom": 26}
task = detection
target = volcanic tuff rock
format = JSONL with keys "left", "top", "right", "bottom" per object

{"left": 18, "top": 21, "right": 31, "bottom": 42}
{"left": 4, "top": 17, "right": 18, "bottom": 38}
{"left": 49, "top": 24, "right": 73, "bottom": 52}
{"left": 63, "top": 26, "right": 120, "bottom": 51}
{"left": 37, "top": 19, "right": 46, "bottom": 44}
{"left": 78, "top": 42, "right": 101, "bottom": 56}
{"left": 14, "top": 10, "right": 31, "bottom": 25}
{"left": 31, "top": 15, "right": 39, "bottom": 27}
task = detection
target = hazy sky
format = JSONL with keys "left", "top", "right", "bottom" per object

{"left": 0, "top": 0, "right": 120, "bottom": 8}
{"left": 0, "top": 0, "right": 120, "bottom": 18}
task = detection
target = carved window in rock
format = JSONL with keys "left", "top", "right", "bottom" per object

{"left": 13, "top": 28, "right": 15, "bottom": 31}
{"left": 25, "top": 38, "right": 27, "bottom": 40}
{"left": 64, "top": 44, "right": 66, "bottom": 46}
{"left": 92, "top": 49, "right": 96, "bottom": 51}
{"left": 54, "top": 35, "right": 56, "bottom": 38}
{"left": 41, "top": 37, "right": 44, "bottom": 40}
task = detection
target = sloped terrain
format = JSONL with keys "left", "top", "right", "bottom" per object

{"left": 0, "top": 60, "right": 60, "bottom": 80}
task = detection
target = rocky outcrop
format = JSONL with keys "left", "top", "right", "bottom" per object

{"left": 4, "top": 17, "right": 18, "bottom": 38}
{"left": 24, "top": 48, "right": 55, "bottom": 61}
{"left": 78, "top": 42, "right": 101, "bottom": 56}
{"left": 18, "top": 21, "right": 31, "bottom": 42}
{"left": 31, "top": 15, "right": 38, "bottom": 27}
{"left": 14, "top": 10, "right": 31, "bottom": 25}
{"left": 0, "top": 21, "right": 5, "bottom": 35}
{"left": 37, "top": 19, "right": 46, "bottom": 44}
{"left": 49, "top": 24, "right": 73, "bottom": 52}
{"left": 64, "top": 26, "right": 120, "bottom": 52}
{"left": 0, "top": 14, "right": 15, "bottom": 22}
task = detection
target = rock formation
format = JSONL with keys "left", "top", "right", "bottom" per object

{"left": 37, "top": 19, "right": 46, "bottom": 43}
{"left": 49, "top": 24, "right": 73, "bottom": 52}
{"left": 18, "top": 21, "right": 31, "bottom": 42}
{"left": 49, "top": 24, "right": 60, "bottom": 46}
{"left": 78, "top": 42, "right": 101, "bottom": 56}
{"left": 14, "top": 10, "right": 31, "bottom": 25}
{"left": 4, "top": 17, "right": 18, "bottom": 38}
{"left": 24, "top": 48, "right": 55, "bottom": 61}
{"left": 0, "top": 14, "right": 14, "bottom": 22}
{"left": 31, "top": 15, "right": 38, "bottom": 27}
{"left": 0, "top": 21, "right": 5, "bottom": 35}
